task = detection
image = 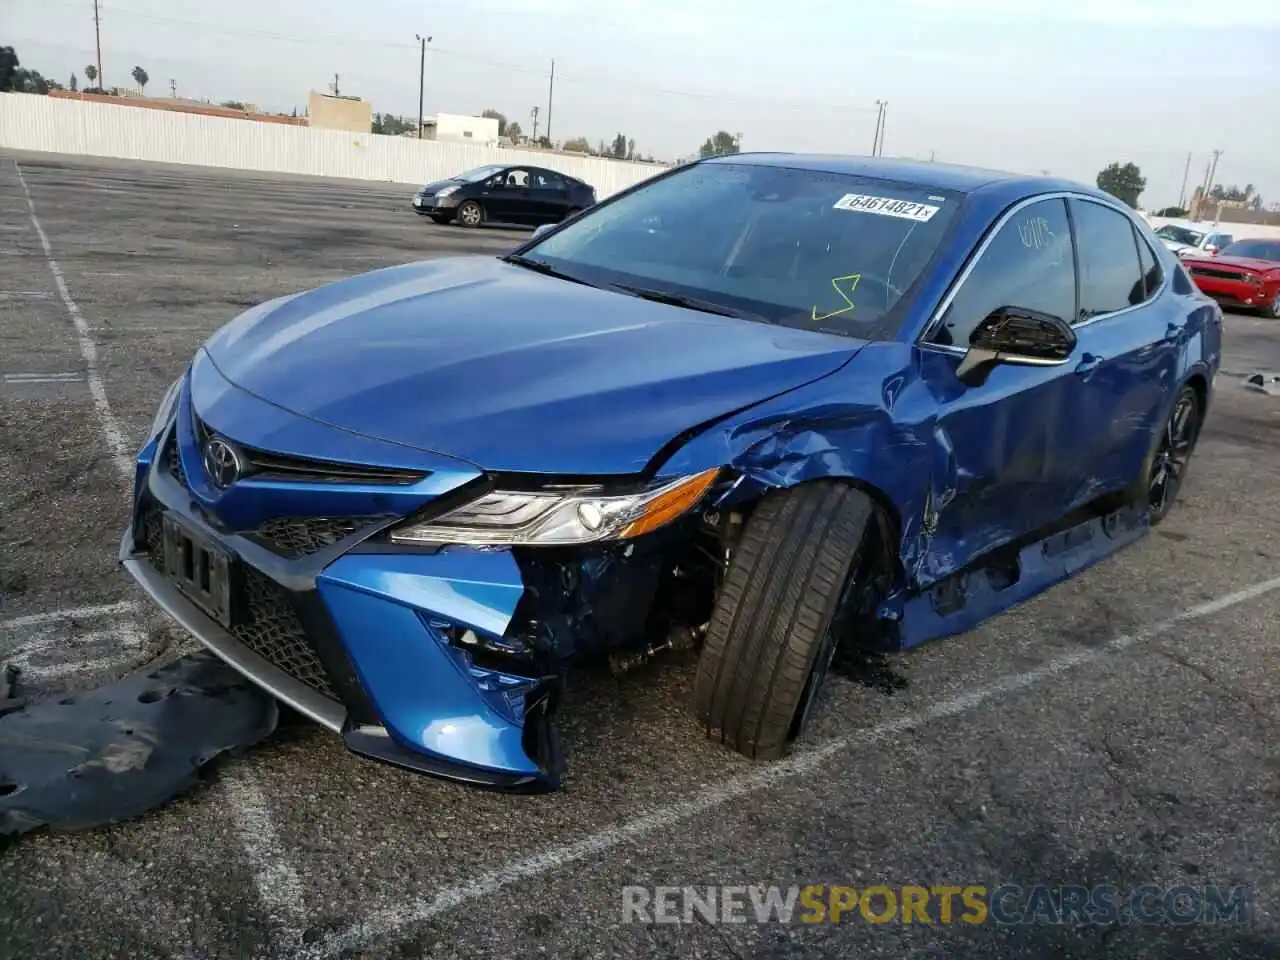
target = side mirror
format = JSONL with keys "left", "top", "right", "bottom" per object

{"left": 1203, "top": 245, "right": 1219, "bottom": 256}
{"left": 531, "top": 223, "right": 556, "bottom": 241}
{"left": 955, "top": 307, "right": 1077, "bottom": 387}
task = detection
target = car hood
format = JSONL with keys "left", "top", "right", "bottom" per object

{"left": 1186, "top": 254, "right": 1279, "bottom": 272}
{"left": 202, "top": 257, "right": 864, "bottom": 475}
{"left": 1159, "top": 239, "right": 1193, "bottom": 252}
{"left": 418, "top": 179, "right": 462, "bottom": 194}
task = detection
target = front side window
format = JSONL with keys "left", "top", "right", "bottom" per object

{"left": 929, "top": 197, "right": 1075, "bottom": 348}
{"left": 520, "top": 162, "right": 963, "bottom": 339}
{"left": 1072, "top": 200, "right": 1145, "bottom": 319}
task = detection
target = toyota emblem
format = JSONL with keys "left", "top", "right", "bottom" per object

{"left": 202, "top": 437, "right": 243, "bottom": 489}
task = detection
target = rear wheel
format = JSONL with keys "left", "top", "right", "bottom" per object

{"left": 1145, "top": 385, "right": 1202, "bottom": 526}
{"left": 456, "top": 201, "right": 483, "bottom": 228}
{"left": 693, "top": 482, "right": 874, "bottom": 760}
{"left": 1266, "top": 291, "right": 1280, "bottom": 319}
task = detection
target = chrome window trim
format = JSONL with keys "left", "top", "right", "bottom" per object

{"left": 917, "top": 191, "right": 1170, "bottom": 353}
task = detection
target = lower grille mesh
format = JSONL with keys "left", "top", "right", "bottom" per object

{"left": 231, "top": 568, "right": 339, "bottom": 701}
{"left": 140, "top": 506, "right": 340, "bottom": 702}
{"left": 254, "top": 516, "right": 379, "bottom": 559}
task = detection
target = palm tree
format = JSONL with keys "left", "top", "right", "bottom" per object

{"left": 131, "top": 65, "right": 149, "bottom": 94}
{"left": 84, "top": 64, "right": 97, "bottom": 86}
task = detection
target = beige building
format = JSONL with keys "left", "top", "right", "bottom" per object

{"left": 307, "top": 91, "right": 372, "bottom": 133}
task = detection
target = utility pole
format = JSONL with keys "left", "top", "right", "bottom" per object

{"left": 1204, "top": 149, "right": 1222, "bottom": 222}
{"left": 877, "top": 101, "right": 888, "bottom": 156}
{"left": 1177, "top": 151, "right": 1192, "bottom": 210}
{"left": 871, "top": 100, "right": 885, "bottom": 156}
{"left": 530, "top": 105, "right": 540, "bottom": 144}
{"left": 93, "top": 0, "right": 104, "bottom": 90}
{"left": 415, "top": 35, "right": 431, "bottom": 138}
{"left": 169, "top": 78, "right": 176, "bottom": 99}
{"left": 331, "top": 73, "right": 340, "bottom": 97}
{"left": 546, "top": 59, "right": 555, "bottom": 146}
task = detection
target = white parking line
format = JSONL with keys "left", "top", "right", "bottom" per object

{"left": 303, "top": 573, "right": 1280, "bottom": 959}
{"left": 0, "top": 601, "right": 140, "bottom": 631}
{"left": 223, "top": 771, "right": 309, "bottom": 948}
{"left": 14, "top": 160, "right": 134, "bottom": 482}
{"left": 9, "top": 160, "right": 308, "bottom": 954}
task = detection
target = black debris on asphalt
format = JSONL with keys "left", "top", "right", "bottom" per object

{"left": 0, "top": 652, "right": 277, "bottom": 838}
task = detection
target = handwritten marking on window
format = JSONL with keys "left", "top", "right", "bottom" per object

{"left": 1018, "top": 217, "right": 1055, "bottom": 250}
{"left": 811, "top": 273, "right": 861, "bottom": 323}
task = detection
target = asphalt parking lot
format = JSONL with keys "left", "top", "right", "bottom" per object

{"left": 1, "top": 152, "right": 1278, "bottom": 960}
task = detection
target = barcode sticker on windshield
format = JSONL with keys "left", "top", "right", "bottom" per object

{"left": 833, "top": 194, "right": 940, "bottom": 221}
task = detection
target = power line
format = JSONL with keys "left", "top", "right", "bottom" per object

{"left": 45, "top": 1, "right": 884, "bottom": 115}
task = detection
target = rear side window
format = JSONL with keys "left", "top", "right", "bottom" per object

{"left": 930, "top": 197, "right": 1075, "bottom": 347}
{"left": 1134, "top": 226, "right": 1163, "bottom": 300}
{"left": 1071, "top": 200, "right": 1144, "bottom": 320}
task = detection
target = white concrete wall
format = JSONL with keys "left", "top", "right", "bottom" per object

{"left": 1141, "top": 214, "right": 1280, "bottom": 242}
{"left": 0, "top": 93, "right": 665, "bottom": 198}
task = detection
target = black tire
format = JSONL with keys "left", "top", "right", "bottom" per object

{"left": 694, "top": 481, "right": 874, "bottom": 760}
{"left": 429, "top": 214, "right": 450, "bottom": 225}
{"left": 1140, "top": 384, "right": 1202, "bottom": 526}
{"left": 456, "top": 200, "right": 483, "bottom": 228}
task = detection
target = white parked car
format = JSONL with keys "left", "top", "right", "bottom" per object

{"left": 1153, "top": 221, "right": 1234, "bottom": 258}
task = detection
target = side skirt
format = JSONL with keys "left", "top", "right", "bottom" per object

{"left": 882, "top": 504, "right": 1148, "bottom": 651}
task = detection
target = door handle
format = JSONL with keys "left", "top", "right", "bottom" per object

{"left": 1074, "top": 352, "right": 1104, "bottom": 376}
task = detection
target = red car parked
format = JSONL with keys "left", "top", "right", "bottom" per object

{"left": 1182, "top": 239, "right": 1280, "bottom": 317}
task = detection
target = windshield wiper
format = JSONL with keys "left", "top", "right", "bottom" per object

{"left": 607, "top": 284, "right": 767, "bottom": 322}
{"left": 501, "top": 254, "right": 593, "bottom": 286}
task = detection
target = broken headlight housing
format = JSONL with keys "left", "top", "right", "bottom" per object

{"left": 389, "top": 467, "right": 720, "bottom": 546}
{"left": 148, "top": 375, "right": 184, "bottom": 439}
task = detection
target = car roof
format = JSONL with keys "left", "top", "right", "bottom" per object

{"left": 699, "top": 152, "right": 1118, "bottom": 205}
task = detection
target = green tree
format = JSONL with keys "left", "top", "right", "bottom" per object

{"left": 698, "top": 130, "right": 741, "bottom": 158}
{"left": 84, "top": 63, "right": 97, "bottom": 85}
{"left": 627, "top": 137, "right": 636, "bottom": 160}
{"left": 1153, "top": 206, "right": 1188, "bottom": 218}
{"left": 131, "top": 65, "right": 149, "bottom": 93}
{"left": 610, "top": 132, "right": 628, "bottom": 158}
{"left": 1095, "top": 161, "right": 1146, "bottom": 208}
{"left": 562, "top": 136, "right": 591, "bottom": 153}
{"left": 506, "top": 120, "right": 523, "bottom": 142}
{"left": 69, "top": 72, "right": 78, "bottom": 92}
{"left": 481, "top": 108, "right": 508, "bottom": 136}
{"left": 0, "top": 47, "right": 19, "bottom": 92}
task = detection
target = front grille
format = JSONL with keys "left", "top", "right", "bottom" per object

{"left": 232, "top": 568, "right": 339, "bottom": 701}
{"left": 139, "top": 504, "right": 340, "bottom": 702}
{"left": 1192, "top": 267, "right": 1249, "bottom": 281}
{"left": 253, "top": 516, "right": 383, "bottom": 559}
{"left": 194, "top": 414, "right": 427, "bottom": 486}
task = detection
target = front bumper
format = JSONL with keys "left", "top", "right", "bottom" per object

{"left": 120, "top": 374, "right": 563, "bottom": 792}
{"left": 1191, "top": 276, "right": 1275, "bottom": 310}
{"left": 411, "top": 193, "right": 459, "bottom": 216}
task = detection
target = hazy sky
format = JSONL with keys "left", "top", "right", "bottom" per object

{"left": 12, "top": 0, "right": 1280, "bottom": 208}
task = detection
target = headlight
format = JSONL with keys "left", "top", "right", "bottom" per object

{"left": 436, "top": 185, "right": 459, "bottom": 198}
{"left": 389, "top": 467, "right": 720, "bottom": 546}
{"left": 149, "top": 376, "right": 183, "bottom": 439}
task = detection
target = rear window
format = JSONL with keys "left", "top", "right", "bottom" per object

{"left": 522, "top": 162, "right": 963, "bottom": 339}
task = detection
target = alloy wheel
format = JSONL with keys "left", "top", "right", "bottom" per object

{"left": 1148, "top": 392, "right": 1198, "bottom": 518}
{"left": 458, "top": 203, "right": 482, "bottom": 227}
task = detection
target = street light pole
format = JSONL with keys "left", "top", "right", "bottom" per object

{"left": 416, "top": 34, "right": 432, "bottom": 138}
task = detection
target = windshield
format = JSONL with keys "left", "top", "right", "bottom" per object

{"left": 452, "top": 164, "right": 506, "bottom": 183}
{"left": 517, "top": 162, "right": 962, "bottom": 339}
{"left": 1220, "top": 240, "right": 1280, "bottom": 261}
{"left": 1155, "top": 225, "right": 1205, "bottom": 246}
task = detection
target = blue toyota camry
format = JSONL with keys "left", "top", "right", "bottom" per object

{"left": 121, "top": 155, "right": 1221, "bottom": 791}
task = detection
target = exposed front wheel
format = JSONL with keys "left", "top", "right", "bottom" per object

{"left": 456, "top": 201, "right": 483, "bottom": 228}
{"left": 693, "top": 482, "right": 874, "bottom": 760}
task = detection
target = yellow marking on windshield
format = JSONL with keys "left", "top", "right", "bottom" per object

{"left": 811, "top": 273, "right": 861, "bottom": 323}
